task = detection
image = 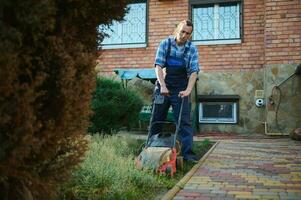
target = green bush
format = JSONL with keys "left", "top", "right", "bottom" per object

{"left": 89, "top": 77, "right": 143, "bottom": 134}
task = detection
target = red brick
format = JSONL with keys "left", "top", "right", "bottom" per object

{"left": 97, "top": 0, "right": 301, "bottom": 73}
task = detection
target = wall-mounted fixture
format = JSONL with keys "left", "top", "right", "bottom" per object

{"left": 255, "top": 98, "right": 265, "bottom": 107}
{"left": 255, "top": 90, "right": 264, "bottom": 99}
{"left": 255, "top": 90, "right": 265, "bottom": 107}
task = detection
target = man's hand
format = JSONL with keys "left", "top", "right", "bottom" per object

{"left": 179, "top": 72, "right": 197, "bottom": 98}
{"left": 179, "top": 90, "right": 191, "bottom": 98}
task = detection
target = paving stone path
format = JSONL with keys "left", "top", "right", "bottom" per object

{"left": 173, "top": 139, "right": 301, "bottom": 200}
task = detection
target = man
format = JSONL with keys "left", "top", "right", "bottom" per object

{"left": 152, "top": 20, "right": 200, "bottom": 162}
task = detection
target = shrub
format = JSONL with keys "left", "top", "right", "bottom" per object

{"left": 0, "top": 0, "right": 130, "bottom": 199}
{"left": 89, "top": 77, "right": 143, "bottom": 134}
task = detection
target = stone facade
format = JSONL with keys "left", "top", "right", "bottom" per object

{"left": 193, "top": 64, "right": 301, "bottom": 134}
{"left": 265, "top": 64, "right": 301, "bottom": 134}
{"left": 194, "top": 70, "right": 265, "bottom": 134}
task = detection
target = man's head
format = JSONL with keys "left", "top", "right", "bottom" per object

{"left": 174, "top": 20, "right": 193, "bottom": 45}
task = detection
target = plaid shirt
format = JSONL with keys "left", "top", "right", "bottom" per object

{"left": 154, "top": 36, "right": 200, "bottom": 75}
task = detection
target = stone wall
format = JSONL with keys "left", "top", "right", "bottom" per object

{"left": 264, "top": 64, "right": 301, "bottom": 134}
{"left": 193, "top": 71, "right": 265, "bottom": 134}
{"left": 191, "top": 64, "right": 301, "bottom": 135}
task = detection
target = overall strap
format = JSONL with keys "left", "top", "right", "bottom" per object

{"left": 167, "top": 38, "right": 190, "bottom": 59}
{"left": 183, "top": 41, "right": 191, "bottom": 68}
{"left": 166, "top": 38, "right": 171, "bottom": 58}
{"left": 183, "top": 41, "right": 191, "bottom": 58}
{"left": 163, "top": 38, "right": 171, "bottom": 68}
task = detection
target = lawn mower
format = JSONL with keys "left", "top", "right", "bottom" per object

{"left": 135, "top": 96, "right": 184, "bottom": 176}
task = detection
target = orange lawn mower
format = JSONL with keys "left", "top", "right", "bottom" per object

{"left": 135, "top": 96, "right": 184, "bottom": 176}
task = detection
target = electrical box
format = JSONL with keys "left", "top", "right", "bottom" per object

{"left": 255, "top": 90, "right": 264, "bottom": 99}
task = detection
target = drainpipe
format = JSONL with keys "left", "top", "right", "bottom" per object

{"left": 262, "top": 121, "right": 288, "bottom": 136}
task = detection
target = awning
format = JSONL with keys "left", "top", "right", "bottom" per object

{"left": 114, "top": 68, "right": 157, "bottom": 86}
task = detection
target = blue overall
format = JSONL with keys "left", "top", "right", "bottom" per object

{"left": 152, "top": 38, "right": 195, "bottom": 161}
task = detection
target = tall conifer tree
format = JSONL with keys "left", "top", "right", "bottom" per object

{"left": 0, "top": 1, "right": 130, "bottom": 199}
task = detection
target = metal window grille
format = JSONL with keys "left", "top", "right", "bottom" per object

{"left": 192, "top": 2, "right": 241, "bottom": 42}
{"left": 99, "top": 2, "right": 147, "bottom": 47}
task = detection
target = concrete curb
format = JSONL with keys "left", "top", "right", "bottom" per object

{"left": 161, "top": 140, "right": 220, "bottom": 200}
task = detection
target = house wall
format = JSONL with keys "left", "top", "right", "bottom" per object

{"left": 96, "top": 0, "right": 189, "bottom": 74}
{"left": 201, "top": 0, "right": 265, "bottom": 71}
{"left": 97, "top": 0, "right": 301, "bottom": 134}
{"left": 193, "top": 63, "right": 301, "bottom": 135}
{"left": 96, "top": 0, "right": 301, "bottom": 72}
{"left": 264, "top": 0, "right": 301, "bottom": 64}
{"left": 193, "top": 71, "right": 265, "bottom": 134}
{"left": 96, "top": 0, "right": 267, "bottom": 73}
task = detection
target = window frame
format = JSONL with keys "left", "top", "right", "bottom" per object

{"left": 100, "top": 0, "right": 148, "bottom": 49}
{"left": 199, "top": 102, "right": 238, "bottom": 124}
{"left": 189, "top": 0, "right": 243, "bottom": 45}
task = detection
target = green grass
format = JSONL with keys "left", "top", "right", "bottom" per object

{"left": 58, "top": 135, "right": 213, "bottom": 200}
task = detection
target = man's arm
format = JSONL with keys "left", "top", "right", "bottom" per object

{"left": 179, "top": 44, "right": 199, "bottom": 97}
{"left": 155, "top": 65, "right": 169, "bottom": 96}
{"left": 179, "top": 72, "right": 197, "bottom": 97}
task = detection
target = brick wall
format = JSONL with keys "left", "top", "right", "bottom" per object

{"left": 96, "top": 0, "right": 189, "bottom": 74}
{"left": 96, "top": 0, "right": 301, "bottom": 74}
{"left": 264, "top": 0, "right": 301, "bottom": 64}
{"left": 201, "top": 0, "right": 265, "bottom": 71}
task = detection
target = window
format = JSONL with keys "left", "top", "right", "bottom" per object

{"left": 199, "top": 102, "right": 238, "bottom": 123}
{"left": 190, "top": 0, "right": 242, "bottom": 45}
{"left": 99, "top": 0, "right": 147, "bottom": 49}
{"left": 198, "top": 95, "right": 240, "bottom": 124}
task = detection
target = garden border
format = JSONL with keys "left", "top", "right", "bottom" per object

{"left": 161, "top": 140, "right": 220, "bottom": 200}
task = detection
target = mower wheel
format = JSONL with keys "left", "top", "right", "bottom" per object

{"left": 165, "top": 166, "right": 172, "bottom": 175}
